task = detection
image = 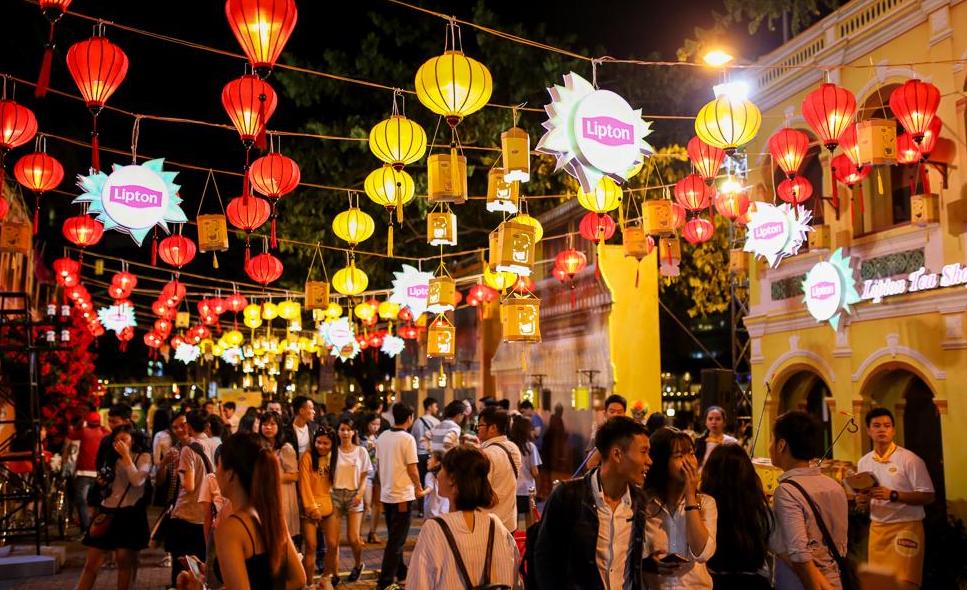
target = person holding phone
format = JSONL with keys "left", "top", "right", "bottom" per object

{"left": 643, "top": 427, "right": 717, "bottom": 589}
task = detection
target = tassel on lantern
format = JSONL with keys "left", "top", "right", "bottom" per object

{"left": 255, "top": 95, "right": 268, "bottom": 152}
{"left": 270, "top": 216, "right": 278, "bottom": 249}
{"left": 212, "top": 252, "right": 219, "bottom": 269}
{"left": 33, "top": 194, "right": 40, "bottom": 235}
{"left": 387, "top": 223, "right": 394, "bottom": 257}
{"left": 35, "top": 25, "right": 55, "bottom": 98}
{"left": 151, "top": 234, "right": 158, "bottom": 265}
{"left": 521, "top": 350, "right": 527, "bottom": 373}
{"left": 920, "top": 163, "right": 931, "bottom": 195}
{"left": 618, "top": 201, "right": 625, "bottom": 227}
{"left": 877, "top": 168, "right": 884, "bottom": 194}
{"left": 91, "top": 125, "right": 100, "bottom": 172}
{"left": 244, "top": 238, "right": 252, "bottom": 264}
{"left": 635, "top": 265, "right": 640, "bottom": 288}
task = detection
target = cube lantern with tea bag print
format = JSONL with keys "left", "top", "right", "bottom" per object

{"left": 426, "top": 315, "right": 455, "bottom": 359}
{"left": 492, "top": 221, "right": 535, "bottom": 276}
{"left": 304, "top": 281, "right": 330, "bottom": 310}
{"left": 427, "top": 153, "right": 467, "bottom": 204}
{"left": 487, "top": 167, "right": 519, "bottom": 214}
{"left": 196, "top": 214, "right": 229, "bottom": 252}
{"left": 500, "top": 296, "right": 541, "bottom": 342}
{"left": 501, "top": 126, "right": 530, "bottom": 183}
{"left": 427, "top": 210, "right": 457, "bottom": 246}
{"left": 622, "top": 225, "right": 653, "bottom": 260}
{"left": 426, "top": 275, "right": 456, "bottom": 314}
{"left": 642, "top": 200, "right": 675, "bottom": 235}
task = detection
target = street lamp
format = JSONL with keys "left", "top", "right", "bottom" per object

{"left": 703, "top": 49, "right": 734, "bottom": 67}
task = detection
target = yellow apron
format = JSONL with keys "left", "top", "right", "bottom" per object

{"left": 868, "top": 520, "right": 925, "bottom": 587}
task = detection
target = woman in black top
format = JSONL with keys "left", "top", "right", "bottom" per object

{"left": 699, "top": 443, "right": 775, "bottom": 589}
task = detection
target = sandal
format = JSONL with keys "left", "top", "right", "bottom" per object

{"left": 347, "top": 563, "right": 364, "bottom": 582}
{"left": 366, "top": 532, "right": 379, "bottom": 544}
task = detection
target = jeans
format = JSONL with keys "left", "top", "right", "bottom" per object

{"left": 73, "top": 475, "right": 95, "bottom": 531}
{"left": 377, "top": 501, "right": 413, "bottom": 589}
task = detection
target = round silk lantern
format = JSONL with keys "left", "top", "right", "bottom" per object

{"left": 694, "top": 95, "right": 761, "bottom": 153}
{"left": 369, "top": 113, "right": 427, "bottom": 169}
{"left": 767, "top": 128, "right": 810, "bottom": 178}
{"left": 682, "top": 218, "right": 715, "bottom": 244}
{"left": 222, "top": 74, "right": 278, "bottom": 148}
{"left": 245, "top": 252, "right": 283, "bottom": 285}
{"left": 62, "top": 215, "right": 104, "bottom": 248}
{"left": 158, "top": 235, "right": 197, "bottom": 269}
{"left": 225, "top": 0, "right": 298, "bottom": 77}
{"left": 674, "top": 174, "right": 714, "bottom": 212}
{"left": 415, "top": 48, "right": 493, "bottom": 126}
{"left": 14, "top": 152, "right": 64, "bottom": 232}
{"left": 777, "top": 176, "right": 813, "bottom": 205}
{"left": 579, "top": 212, "right": 616, "bottom": 243}
{"left": 889, "top": 79, "right": 940, "bottom": 144}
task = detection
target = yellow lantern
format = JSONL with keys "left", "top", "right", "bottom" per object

{"left": 427, "top": 210, "right": 457, "bottom": 246}
{"left": 243, "top": 304, "right": 262, "bottom": 321}
{"left": 414, "top": 50, "right": 493, "bottom": 125}
{"left": 641, "top": 200, "right": 675, "bottom": 235}
{"left": 492, "top": 221, "right": 535, "bottom": 276}
{"left": 427, "top": 275, "right": 456, "bottom": 313}
{"left": 577, "top": 177, "right": 622, "bottom": 213}
{"left": 510, "top": 213, "right": 543, "bottom": 242}
{"left": 426, "top": 315, "right": 456, "bottom": 358}
{"left": 364, "top": 166, "right": 415, "bottom": 209}
{"left": 225, "top": 329, "right": 245, "bottom": 347}
{"left": 325, "top": 302, "right": 343, "bottom": 319}
{"left": 261, "top": 302, "right": 279, "bottom": 320}
{"left": 499, "top": 296, "right": 541, "bottom": 342}
{"left": 484, "top": 266, "right": 517, "bottom": 291}
{"left": 486, "top": 167, "right": 519, "bottom": 214}
{"left": 333, "top": 264, "right": 368, "bottom": 296}
{"left": 427, "top": 153, "right": 468, "bottom": 204}
{"left": 212, "top": 344, "right": 224, "bottom": 356}
{"left": 277, "top": 300, "right": 301, "bottom": 320}
{"left": 244, "top": 315, "right": 263, "bottom": 330}
{"left": 378, "top": 300, "right": 400, "bottom": 321}
{"left": 369, "top": 115, "right": 427, "bottom": 169}
{"left": 354, "top": 301, "right": 376, "bottom": 321}
{"left": 305, "top": 281, "right": 330, "bottom": 310}
{"left": 500, "top": 126, "right": 530, "bottom": 182}
{"left": 332, "top": 208, "right": 375, "bottom": 246}
{"left": 694, "top": 95, "right": 762, "bottom": 153}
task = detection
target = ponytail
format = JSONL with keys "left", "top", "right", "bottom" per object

{"left": 251, "top": 446, "right": 287, "bottom": 575}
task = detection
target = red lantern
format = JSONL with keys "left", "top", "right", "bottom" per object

{"left": 225, "top": 292, "right": 248, "bottom": 312}
{"left": 397, "top": 307, "right": 413, "bottom": 322}
{"left": 66, "top": 31, "right": 128, "bottom": 171}
{"left": 468, "top": 284, "right": 497, "bottom": 305}
{"left": 144, "top": 331, "right": 164, "bottom": 349}
{"left": 896, "top": 133, "right": 919, "bottom": 165}
{"left": 117, "top": 325, "right": 134, "bottom": 350}
{"left": 669, "top": 202, "right": 687, "bottom": 230}
{"left": 154, "top": 319, "right": 172, "bottom": 336}
{"left": 0, "top": 197, "right": 8, "bottom": 222}
{"left": 368, "top": 333, "right": 384, "bottom": 349}
{"left": 399, "top": 324, "right": 418, "bottom": 339}
{"left": 108, "top": 284, "right": 131, "bottom": 300}
{"left": 0, "top": 100, "right": 39, "bottom": 152}
{"left": 889, "top": 79, "right": 940, "bottom": 144}
{"left": 249, "top": 152, "right": 299, "bottom": 247}
{"left": 714, "top": 191, "right": 750, "bottom": 221}
{"left": 191, "top": 324, "right": 211, "bottom": 341}
{"left": 838, "top": 124, "right": 861, "bottom": 167}
{"left": 34, "top": 0, "right": 74, "bottom": 98}
{"left": 112, "top": 271, "right": 137, "bottom": 292}
{"left": 162, "top": 279, "right": 187, "bottom": 305}
{"left": 245, "top": 252, "right": 283, "bottom": 285}
{"left": 88, "top": 322, "right": 104, "bottom": 337}
{"left": 551, "top": 265, "right": 568, "bottom": 283}
{"left": 512, "top": 275, "right": 536, "bottom": 293}
{"left": 67, "top": 285, "right": 88, "bottom": 301}
{"left": 674, "top": 174, "right": 714, "bottom": 212}
{"left": 555, "top": 248, "right": 588, "bottom": 279}
{"left": 686, "top": 136, "right": 725, "bottom": 184}
{"left": 682, "top": 218, "right": 715, "bottom": 244}
{"left": 153, "top": 300, "right": 175, "bottom": 319}
{"left": 197, "top": 299, "right": 214, "bottom": 317}
{"left": 222, "top": 75, "right": 278, "bottom": 148}
{"left": 62, "top": 215, "right": 104, "bottom": 248}
{"left": 917, "top": 116, "right": 942, "bottom": 157}
{"left": 579, "top": 212, "right": 616, "bottom": 243}
{"left": 170, "top": 334, "right": 185, "bottom": 350}
{"left": 777, "top": 176, "right": 813, "bottom": 205}
{"left": 158, "top": 235, "right": 197, "bottom": 269}
{"left": 767, "top": 128, "right": 810, "bottom": 178}
{"left": 225, "top": 0, "right": 298, "bottom": 77}
{"left": 210, "top": 298, "right": 227, "bottom": 316}
{"left": 801, "top": 83, "right": 856, "bottom": 152}
{"left": 53, "top": 257, "right": 80, "bottom": 285}
{"left": 831, "top": 154, "right": 868, "bottom": 187}
{"left": 227, "top": 195, "right": 271, "bottom": 261}
{"left": 14, "top": 152, "right": 63, "bottom": 193}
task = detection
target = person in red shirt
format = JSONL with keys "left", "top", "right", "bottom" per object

{"left": 67, "top": 412, "right": 109, "bottom": 532}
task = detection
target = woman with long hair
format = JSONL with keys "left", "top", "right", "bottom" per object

{"left": 509, "top": 414, "right": 541, "bottom": 529}
{"left": 406, "top": 445, "right": 519, "bottom": 589}
{"left": 358, "top": 413, "right": 382, "bottom": 544}
{"left": 695, "top": 406, "right": 738, "bottom": 467}
{"left": 77, "top": 425, "right": 152, "bottom": 590}
{"left": 299, "top": 426, "right": 336, "bottom": 587}
{"left": 259, "top": 411, "right": 300, "bottom": 544}
{"left": 700, "top": 444, "right": 774, "bottom": 589}
{"left": 326, "top": 418, "right": 372, "bottom": 583}
{"left": 179, "top": 432, "right": 305, "bottom": 590}
{"left": 643, "top": 427, "right": 718, "bottom": 590}
{"left": 237, "top": 407, "right": 259, "bottom": 434}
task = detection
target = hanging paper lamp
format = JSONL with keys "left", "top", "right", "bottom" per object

{"left": 14, "top": 150, "right": 64, "bottom": 234}
{"left": 152, "top": 300, "right": 173, "bottom": 319}
{"left": 53, "top": 257, "right": 79, "bottom": 285}
{"left": 369, "top": 115, "right": 427, "bottom": 169}
{"left": 62, "top": 214, "right": 104, "bottom": 248}
{"left": 501, "top": 126, "right": 530, "bottom": 183}
{"left": 332, "top": 208, "right": 375, "bottom": 246}
{"left": 713, "top": 191, "right": 750, "bottom": 221}
{"left": 579, "top": 212, "right": 616, "bottom": 242}
{"left": 777, "top": 176, "right": 813, "bottom": 205}
{"left": 415, "top": 50, "right": 493, "bottom": 127}
{"left": 224, "top": 0, "right": 298, "bottom": 77}
{"left": 107, "top": 284, "right": 131, "bottom": 300}
{"left": 674, "top": 174, "right": 714, "bottom": 212}
{"left": 831, "top": 153, "right": 868, "bottom": 187}
{"left": 801, "top": 83, "right": 856, "bottom": 152}
{"left": 889, "top": 79, "right": 940, "bottom": 144}
{"left": 682, "top": 218, "right": 715, "bottom": 244}
{"left": 364, "top": 166, "right": 415, "bottom": 208}
{"left": 222, "top": 74, "right": 278, "bottom": 148}
{"left": 154, "top": 318, "right": 172, "bottom": 335}
{"left": 0, "top": 100, "right": 38, "bottom": 153}
{"left": 226, "top": 195, "right": 271, "bottom": 261}
{"left": 555, "top": 248, "right": 587, "bottom": 279}
{"left": 895, "top": 133, "right": 919, "bottom": 165}
{"left": 245, "top": 252, "right": 283, "bottom": 285}
{"left": 694, "top": 95, "right": 761, "bottom": 153}
{"left": 686, "top": 136, "right": 725, "bottom": 184}
{"left": 483, "top": 267, "right": 517, "bottom": 291}
{"left": 917, "top": 116, "right": 942, "bottom": 157}
{"left": 838, "top": 124, "right": 861, "bottom": 167}
{"left": 378, "top": 300, "right": 401, "bottom": 321}
{"left": 325, "top": 302, "right": 343, "bottom": 319}
{"left": 225, "top": 292, "right": 248, "bottom": 312}
{"left": 249, "top": 152, "right": 300, "bottom": 198}
{"left": 576, "top": 177, "right": 622, "bottom": 213}
{"left": 468, "top": 284, "right": 498, "bottom": 306}
{"left": 354, "top": 301, "right": 376, "bottom": 322}
{"left": 158, "top": 235, "right": 197, "bottom": 269}
{"left": 767, "top": 128, "right": 811, "bottom": 178}
{"left": 332, "top": 264, "right": 368, "bottom": 296}
{"left": 669, "top": 202, "right": 687, "bottom": 230}
{"left": 277, "top": 300, "right": 300, "bottom": 320}
{"left": 510, "top": 213, "right": 543, "bottom": 242}
{"left": 144, "top": 331, "right": 164, "bottom": 349}
{"left": 162, "top": 279, "right": 187, "bottom": 306}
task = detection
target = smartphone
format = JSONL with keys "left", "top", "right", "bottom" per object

{"left": 659, "top": 553, "right": 689, "bottom": 564}
{"left": 180, "top": 555, "right": 204, "bottom": 579}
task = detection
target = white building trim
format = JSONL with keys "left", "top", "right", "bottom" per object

{"left": 851, "top": 333, "right": 948, "bottom": 382}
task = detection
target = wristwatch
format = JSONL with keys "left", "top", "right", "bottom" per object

{"left": 889, "top": 490, "right": 899, "bottom": 502}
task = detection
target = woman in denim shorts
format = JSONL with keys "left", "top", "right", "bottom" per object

{"left": 325, "top": 418, "right": 372, "bottom": 583}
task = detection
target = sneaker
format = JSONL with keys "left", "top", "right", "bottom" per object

{"left": 347, "top": 563, "right": 364, "bottom": 582}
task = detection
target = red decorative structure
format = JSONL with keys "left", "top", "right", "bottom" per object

{"left": 767, "top": 128, "right": 810, "bottom": 178}
{"left": 777, "top": 176, "right": 813, "bottom": 205}
{"left": 686, "top": 136, "right": 725, "bottom": 185}
{"left": 66, "top": 30, "right": 128, "bottom": 171}
{"left": 249, "top": 152, "right": 300, "bottom": 247}
{"left": 889, "top": 79, "right": 940, "bottom": 143}
{"left": 62, "top": 215, "right": 104, "bottom": 248}
{"left": 222, "top": 74, "right": 278, "bottom": 150}
{"left": 14, "top": 150, "right": 64, "bottom": 233}
{"left": 225, "top": 0, "right": 298, "bottom": 78}
{"left": 674, "top": 174, "right": 714, "bottom": 212}
{"left": 579, "top": 212, "right": 616, "bottom": 243}
{"left": 157, "top": 235, "right": 197, "bottom": 269}
{"left": 34, "top": 0, "right": 74, "bottom": 97}
{"left": 714, "top": 191, "right": 750, "bottom": 221}
{"left": 245, "top": 252, "right": 283, "bottom": 285}
{"left": 682, "top": 218, "right": 715, "bottom": 244}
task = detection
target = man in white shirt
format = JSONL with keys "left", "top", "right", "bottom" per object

{"left": 426, "top": 400, "right": 466, "bottom": 454}
{"left": 220, "top": 401, "right": 239, "bottom": 434}
{"left": 477, "top": 407, "right": 522, "bottom": 532}
{"left": 856, "top": 408, "right": 934, "bottom": 590}
{"left": 375, "top": 403, "right": 425, "bottom": 590}
{"left": 410, "top": 396, "right": 440, "bottom": 498}
{"left": 284, "top": 395, "right": 316, "bottom": 458}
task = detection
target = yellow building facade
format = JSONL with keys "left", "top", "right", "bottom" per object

{"left": 745, "top": 0, "right": 967, "bottom": 515}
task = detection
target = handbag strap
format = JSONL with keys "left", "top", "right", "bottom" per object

{"left": 433, "top": 515, "right": 496, "bottom": 589}
{"left": 110, "top": 452, "right": 144, "bottom": 508}
{"left": 780, "top": 479, "right": 845, "bottom": 563}
{"left": 491, "top": 442, "right": 519, "bottom": 479}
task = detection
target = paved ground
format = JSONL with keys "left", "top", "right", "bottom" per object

{"left": 2, "top": 510, "right": 425, "bottom": 590}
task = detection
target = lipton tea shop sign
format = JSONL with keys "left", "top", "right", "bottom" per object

{"left": 537, "top": 72, "right": 654, "bottom": 193}
{"left": 801, "top": 248, "right": 860, "bottom": 332}
{"left": 860, "top": 263, "right": 967, "bottom": 303}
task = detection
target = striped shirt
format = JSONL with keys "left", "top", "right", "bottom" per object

{"left": 406, "top": 510, "right": 521, "bottom": 590}
{"left": 428, "top": 419, "right": 462, "bottom": 454}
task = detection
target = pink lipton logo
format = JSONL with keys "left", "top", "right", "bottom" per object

{"left": 407, "top": 285, "right": 428, "bottom": 298}
{"left": 581, "top": 116, "right": 634, "bottom": 146}
{"left": 753, "top": 222, "right": 785, "bottom": 240}
{"left": 110, "top": 185, "right": 162, "bottom": 209}
{"left": 810, "top": 281, "right": 837, "bottom": 300}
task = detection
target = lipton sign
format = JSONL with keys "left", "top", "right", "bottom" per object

{"left": 743, "top": 203, "right": 812, "bottom": 268}
{"left": 801, "top": 248, "right": 861, "bottom": 331}
{"left": 74, "top": 159, "right": 187, "bottom": 246}
{"left": 537, "top": 72, "right": 654, "bottom": 193}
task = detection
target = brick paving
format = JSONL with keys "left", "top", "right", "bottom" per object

{"left": 3, "top": 512, "right": 424, "bottom": 590}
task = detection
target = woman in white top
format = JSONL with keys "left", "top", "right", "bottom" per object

{"left": 407, "top": 445, "right": 520, "bottom": 590}
{"left": 696, "top": 406, "right": 739, "bottom": 467}
{"left": 258, "top": 411, "right": 300, "bottom": 541}
{"left": 327, "top": 418, "right": 372, "bottom": 583}
{"left": 78, "top": 425, "right": 153, "bottom": 590}
{"left": 643, "top": 427, "right": 717, "bottom": 590}
{"left": 509, "top": 414, "right": 541, "bottom": 529}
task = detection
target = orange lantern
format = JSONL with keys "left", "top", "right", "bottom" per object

{"left": 555, "top": 248, "right": 587, "bottom": 283}
{"left": 686, "top": 136, "right": 725, "bottom": 184}
{"left": 669, "top": 202, "right": 687, "bottom": 230}
{"left": 249, "top": 151, "right": 299, "bottom": 246}
{"left": 14, "top": 150, "right": 64, "bottom": 234}
{"left": 674, "top": 174, "right": 714, "bottom": 212}
{"left": 225, "top": 0, "right": 298, "bottom": 78}
{"left": 62, "top": 215, "right": 104, "bottom": 248}
{"left": 767, "top": 128, "right": 810, "bottom": 178}
{"left": 222, "top": 74, "right": 278, "bottom": 149}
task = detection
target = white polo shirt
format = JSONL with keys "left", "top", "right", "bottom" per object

{"left": 857, "top": 444, "right": 933, "bottom": 523}
{"left": 481, "top": 436, "right": 522, "bottom": 532}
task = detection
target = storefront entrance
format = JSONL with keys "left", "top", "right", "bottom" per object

{"left": 777, "top": 369, "right": 833, "bottom": 460}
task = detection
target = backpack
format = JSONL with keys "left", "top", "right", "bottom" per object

{"left": 434, "top": 515, "right": 511, "bottom": 590}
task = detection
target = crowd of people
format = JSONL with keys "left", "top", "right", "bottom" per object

{"left": 59, "top": 392, "right": 934, "bottom": 590}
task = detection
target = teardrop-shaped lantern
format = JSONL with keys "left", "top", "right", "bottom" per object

{"left": 777, "top": 176, "right": 813, "bottom": 205}
{"left": 767, "top": 128, "right": 811, "bottom": 178}
{"left": 415, "top": 50, "right": 493, "bottom": 127}
{"left": 576, "top": 177, "right": 622, "bottom": 213}
{"left": 158, "top": 234, "right": 197, "bottom": 269}
{"left": 917, "top": 116, "right": 942, "bottom": 157}
{"left": 249, "top": 152, "right": 300, "bottom": 198}
{"left": 62, "top": 214, "right": 104, "bottom": 247}
{"left": 369, "top": 115, "right": 427, "bottom": 169}
{"left": 245, "top": 252, "right": 284, "bottom": 285}
{"left": 682, "top": 217, "right": 715, "bottom": 244}
{"left": 674, "top": 174, "right": 715, "bottom": 212}
{"left": 801, "top": 83, "right": 856, "bottom": 152}
{"left": 224, "top": 0, "right": 298, "bottom": 77}
{"left": 66, "top": 33, "right": 128, "bottom": 112}
{"left": 694, "top": 96, "right": 761, "bottom": 153}
{"left": 221, "top": 74, "right": 278, "bottom": 147}
{"left": 332, "top": 208, "right": 375, "bottom": 246}
{"left": 686, "top": 136, "right": 725, "bottom": 184}
{"left": 888, "top": 79, "right": 940, "bottom": 144}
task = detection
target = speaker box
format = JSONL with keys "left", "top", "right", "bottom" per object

{"left": 700, "top": 369, "right": 736, "bottom": 430}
